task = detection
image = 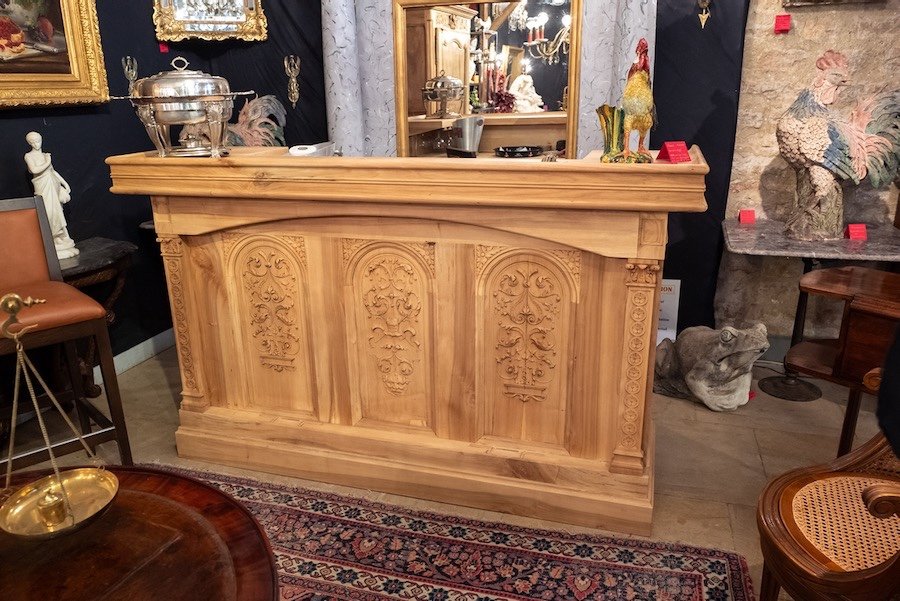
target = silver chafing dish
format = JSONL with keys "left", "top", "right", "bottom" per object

{"left": 117, "top": 57, "right": 253, "bottom": 158}
{"left": 422, "top": 71, "right": 464, "bottom": 119}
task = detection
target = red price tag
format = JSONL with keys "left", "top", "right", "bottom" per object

{"left": 657, "top": 141, "right": 691, "bottom": 163}
{"left": 159, "top": 42, "right": 170, "bottom": 53}
{"left": 844, "top": 223, "right": 867, "bottom": 240}
{"left": 774, "top": 14, "right": 791, "bottom": 34}
{"left": 738, "top": 209, "right": 756, "bottom": 225}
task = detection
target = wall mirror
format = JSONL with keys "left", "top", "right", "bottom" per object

{"left": 154, "top": 0, "right": 268, "bottom": 42}
{"left": 392, "top": 0, "right": 582, "bottom": 158}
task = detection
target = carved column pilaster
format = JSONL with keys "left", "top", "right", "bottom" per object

{"left": 610, "top": 260, "right": 661, "bottom": 475}
{"left": 158, "top": 235, "right": 206, "bottom": 410}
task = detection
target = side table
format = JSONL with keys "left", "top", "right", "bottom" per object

{"left": 60, "top": 237, "right": 138, "bottom": 397}
{"left": 722, "top": 219, "right": 900, "bottom": 401}
{"left": 0, "top": 466, "right": 279, "bottom": 601}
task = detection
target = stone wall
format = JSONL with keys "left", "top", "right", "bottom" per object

{"left": 715, "top": 0, "right": 899, "bottom": 338}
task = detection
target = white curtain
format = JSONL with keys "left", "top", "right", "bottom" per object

{"left": 322, "top": 0, "right": 657, "bottom": 158}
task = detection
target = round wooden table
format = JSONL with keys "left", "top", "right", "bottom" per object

{"left": 0, "top": 466, "right": 278, "bottom": 601}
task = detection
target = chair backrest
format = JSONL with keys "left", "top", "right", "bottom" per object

{"left": 0, "top": 196, "right": 62, "bottom": 293}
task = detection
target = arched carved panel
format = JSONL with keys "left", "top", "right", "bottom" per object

{"left": 228, "top": 234, "right": 316, "bottom": 416}
{"left": 477, "top": 248, "right": 577, "bottom": 449}
{"left": 344, "top": 240, "right": 434, "bottom": 430}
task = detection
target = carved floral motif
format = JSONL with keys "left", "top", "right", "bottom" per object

{"left": 241, "top": 246, "right": 302, "bottom": 372}
{"left": 625, "top": 262, "right": 661, "bottom": 286}
{"left": 361, "top": 254, "right": 423, "bottom": 396}
{"left": 493, "top": 264, "right": 561, "bottom": 404}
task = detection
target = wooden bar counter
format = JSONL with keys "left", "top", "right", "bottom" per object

{"left": 107, "top": 147, "right": 708, "bottom": 534}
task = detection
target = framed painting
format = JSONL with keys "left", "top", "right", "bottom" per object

{"left": 0, "top": 0, "right": 107, "bottom": 108}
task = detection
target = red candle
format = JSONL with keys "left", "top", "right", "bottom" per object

{"left": 528, "top": 28, "right": 533, "bottom": 44}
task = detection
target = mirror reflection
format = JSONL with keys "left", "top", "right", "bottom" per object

{"left": 155, "top": 0, "right": 267, "bottom": 41}
{"left": 400, "top": 1, "right": 577, "bottom": 158}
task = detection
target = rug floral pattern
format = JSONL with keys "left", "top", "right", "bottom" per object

{"left": 171, "top": 468, "right": 754, "bottom": 601}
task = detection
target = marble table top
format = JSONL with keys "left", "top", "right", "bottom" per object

{"left": 723, "top": 219, "right": 900, "bottom": 262}
{"left": 60, "top": 237, "right": 138, "bottom": 279}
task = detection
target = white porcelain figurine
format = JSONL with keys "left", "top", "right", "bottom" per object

{"left": 24, "top": 131, "right": 79, "bottom": 260}
{"left": 508, "top": 73, "right": 544, "bottom": 113}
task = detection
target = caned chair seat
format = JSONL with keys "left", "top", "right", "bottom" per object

{"left": 758, "top": 435, "right": 900, "bottom": 601}
{"left": 787, "top": 473, "right": 900, "bottom": 572}
{"left": 7, "top": 280, "right": 106, "bottom": 334}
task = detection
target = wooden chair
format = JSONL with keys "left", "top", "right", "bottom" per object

{"left": 0, "top": 196, "right": 132, "bottom": 469}
{"left": 757, "top": 368, "right": 900, "bottom": 600}
{"left": 783, "top": 267, "right": 900, "bottom": 457}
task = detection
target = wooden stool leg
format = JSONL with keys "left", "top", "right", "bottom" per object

{"left": 94, "top": 321, "right": 133, "bottom": 466}
{"left": 63, "top": 341, "right": 94, "bottom": 451}
{"left": 759, "top": 561, "right": 781, "bottom": 601}
{"left": 837, "top": 387, "right": 862, "bottom": 457}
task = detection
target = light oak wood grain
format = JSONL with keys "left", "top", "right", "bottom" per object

{"left": 109, "top": 149, "right": 707, "bottom": 532}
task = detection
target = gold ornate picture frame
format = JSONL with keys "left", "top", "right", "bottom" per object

{"left": 153, "top": 0, "right": 267, "bottom": 42}
{"left": 0, "top": 0, "right": 108, "bottom": 108}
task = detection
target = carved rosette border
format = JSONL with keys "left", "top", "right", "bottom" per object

{"left": 157, "top": 236, "right": 200, "bottom": 397}
{"left": 611, "top": 260, "right": 661, "bottom": 474}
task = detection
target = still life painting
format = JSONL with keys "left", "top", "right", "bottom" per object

{"left": 0, "top": 0, "right": 107, "bottom": 107}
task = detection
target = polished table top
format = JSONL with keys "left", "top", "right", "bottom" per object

{"left": 0, "top": 466, "right": 278, "bottom": 601}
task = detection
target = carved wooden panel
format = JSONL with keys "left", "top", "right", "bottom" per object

{"left": 344, "top": 240, "right": 434, "bottom": 430}
{"left": 228, "top": 234, "right": 316, "bottom": 415}
{"left": 477, "top": 249, "right": 577, "bottom": 449}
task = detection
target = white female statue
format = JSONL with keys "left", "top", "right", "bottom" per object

{"left": 24, "top": 131, "right": 79, "bottom": 259}
{"left": 508, "top": 73, "right": 544, "bottom": 113}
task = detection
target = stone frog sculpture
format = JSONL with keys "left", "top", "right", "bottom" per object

{"left": 654, "top": 324, "right": 769, "bottom": 411}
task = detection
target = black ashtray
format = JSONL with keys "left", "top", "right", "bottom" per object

{"left": 494, "top": 146, "right": 544, "bottom": 158}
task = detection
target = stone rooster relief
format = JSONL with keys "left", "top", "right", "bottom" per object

{"left": 777, "top": 51, "right": 899, "bottom": 241}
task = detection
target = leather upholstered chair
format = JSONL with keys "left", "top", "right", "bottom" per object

{"left": 0, "top": 196, "right": 132, "bottom": 469}
{"left": 756, "top": 368, "right": 900, "bottom": 600}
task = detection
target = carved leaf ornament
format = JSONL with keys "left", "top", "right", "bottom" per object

{"left": 363, "top": 255, "right": 423, "bottom": 396}
{"left": 242, "top": 247, "right": 301, "bottom": 372}
{"left": 493, "top": 266, "right": 561, "bottom": 403}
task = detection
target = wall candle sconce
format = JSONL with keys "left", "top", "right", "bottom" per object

{"left": 284, "top": 55, "right": 301, "bottom": 109}
{"left": 122, "top": 56, "right": 138, "bottom": 96}
{"left": 698, "top": 0, "right": 711, "bottom": 28}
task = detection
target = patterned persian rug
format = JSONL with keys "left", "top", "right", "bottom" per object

{"left": 163, "top": 467, "right": 755, "bottom": 601}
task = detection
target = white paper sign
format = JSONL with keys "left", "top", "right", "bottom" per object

{"left": 657, "top": 279, "right": 681, "bottom": 345}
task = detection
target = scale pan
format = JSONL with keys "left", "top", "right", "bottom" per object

{"left": 0, "top": 468, "right": 118, "bottom": 539}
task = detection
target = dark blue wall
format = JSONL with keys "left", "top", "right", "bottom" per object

{"left": 0, "top": 0, "right": 327, "bottom": 354}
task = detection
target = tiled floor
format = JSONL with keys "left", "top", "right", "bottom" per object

{"left": 26, "top": 349, "right": 882, "bottom": 600}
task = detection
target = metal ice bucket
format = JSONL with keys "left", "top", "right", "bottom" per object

{"left": 449, "top": 116, "right": 485, "bottom": 154}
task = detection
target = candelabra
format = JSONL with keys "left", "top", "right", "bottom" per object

{"left": 524, "top": 13, "right": 570, "bottom": 65}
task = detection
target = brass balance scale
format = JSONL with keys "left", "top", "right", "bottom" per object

{"left": 0, "top": 294, "right": 118, "bottom": 539}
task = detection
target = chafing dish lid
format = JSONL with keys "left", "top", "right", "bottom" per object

{"left": 423, "top": 70, "right": 463, "bottom": 92}
{"left": 133, "top": 56, "right": 231, "bottom": 99}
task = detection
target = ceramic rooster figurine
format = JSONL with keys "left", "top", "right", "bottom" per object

{"left": 615, "top": 38, "right": 654, "bottom": 163}
{"left": 777, "top": 50, "right": 900, "bottom": 240}
{"left": 180, "top": 95, "right": 287, "bottom": 148}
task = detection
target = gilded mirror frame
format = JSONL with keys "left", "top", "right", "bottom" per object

{"left": 153, "top": 0, "right": 267, "bottom": 42}
{"left": 392, "top": 0, "right": 583, "bottom": 158}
